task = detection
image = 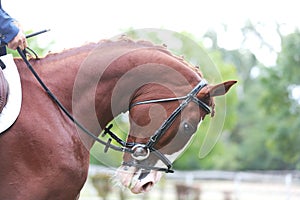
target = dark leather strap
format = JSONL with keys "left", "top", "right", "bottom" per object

{"left": 0, "top": 59, "right": 6, "bottom": 69}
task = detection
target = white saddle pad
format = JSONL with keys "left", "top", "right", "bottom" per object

{"left": 0, "top": 54, "right": 22, "bottom": 133}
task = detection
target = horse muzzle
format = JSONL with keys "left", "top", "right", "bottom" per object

{"left": 116, "top": 164, "right": 162, "bottom": 194}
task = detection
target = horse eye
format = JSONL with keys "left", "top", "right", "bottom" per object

{"left": 183, "top": 122, "right": 195, "bottom": 135}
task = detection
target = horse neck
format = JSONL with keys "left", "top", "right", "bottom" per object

{"left": 15, "top": 42, "right": 201, "bottom": 148}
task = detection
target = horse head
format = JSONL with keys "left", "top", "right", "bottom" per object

{"left": 112, "top": 48, "right": 237, "bottom": 193}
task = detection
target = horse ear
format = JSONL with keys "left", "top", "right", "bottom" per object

{"left": 209, "top": 80, "right": 237, "bottom": 97}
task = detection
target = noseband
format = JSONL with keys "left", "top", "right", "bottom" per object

{"left": 102, "top": 79, "right": 211, "bottom": 173}
{"left": 18, "top": 44, "right": 210, "bottom": 174}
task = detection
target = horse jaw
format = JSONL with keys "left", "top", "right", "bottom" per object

{"left": 115, "top": 165, "right": 162, "bottom": 194}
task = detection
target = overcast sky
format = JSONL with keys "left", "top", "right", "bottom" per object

{"left": 3, "top": 0, "right": 300, "bottom": 53}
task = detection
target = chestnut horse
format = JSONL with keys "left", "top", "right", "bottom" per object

{"left": 0, "top": 39, "right": 236, "bottom": 199}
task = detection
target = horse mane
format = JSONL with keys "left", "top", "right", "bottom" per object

{"left": 34, "top": 37, "right": 203, "bottom": 77}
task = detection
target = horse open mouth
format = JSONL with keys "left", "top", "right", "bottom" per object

{"left": 116, "top": 165, "right": 162, "bottom": 194}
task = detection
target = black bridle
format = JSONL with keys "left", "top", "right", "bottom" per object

{"left": 17, "top": 31, "right": 211, "bottom": 173}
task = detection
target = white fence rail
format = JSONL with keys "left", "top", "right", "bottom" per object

{"left": 79, "top": 165, "right": 300, "bottom": 200}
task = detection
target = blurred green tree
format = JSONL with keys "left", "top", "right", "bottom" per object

{"left": 207, "top": 23, "right": 300, "bottom": 170}
{"left": 260, "top": 31, "right": 300, "bottom": 169}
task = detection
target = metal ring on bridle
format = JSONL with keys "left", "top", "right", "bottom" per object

{"left": 131, "top": 144, "right": 150, "bottom": 161}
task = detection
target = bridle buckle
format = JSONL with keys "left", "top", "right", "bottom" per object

{"left": 131, "top": 144, "right": 150, "bottom": 161}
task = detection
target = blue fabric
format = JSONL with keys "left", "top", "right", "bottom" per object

{"left": 0, "top": 1, "right": 19, "bottom": 45}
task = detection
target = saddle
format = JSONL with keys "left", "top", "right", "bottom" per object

{"left": 0, "top": 66, "right": 9, "bottom": 113}
{"left": 0, "top": 54, "right": 22, "bottom": 133}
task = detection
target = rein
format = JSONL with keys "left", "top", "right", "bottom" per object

{"left": 16, "top": 32, "right": 211, "bottom": 173}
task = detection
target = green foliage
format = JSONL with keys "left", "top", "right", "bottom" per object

{"left": 217, "top": 26, "right": 300, "bottom": 170}
{"left": 258, "top": 31, "right": 300, "bottom": 169}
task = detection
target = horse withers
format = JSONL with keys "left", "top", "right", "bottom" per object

{"left": 0, "top": 38, "right": 236, "bottom": 199}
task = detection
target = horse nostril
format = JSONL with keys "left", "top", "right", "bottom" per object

{"left": 142, "top": 181, "right": 154, "bottom": 192}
